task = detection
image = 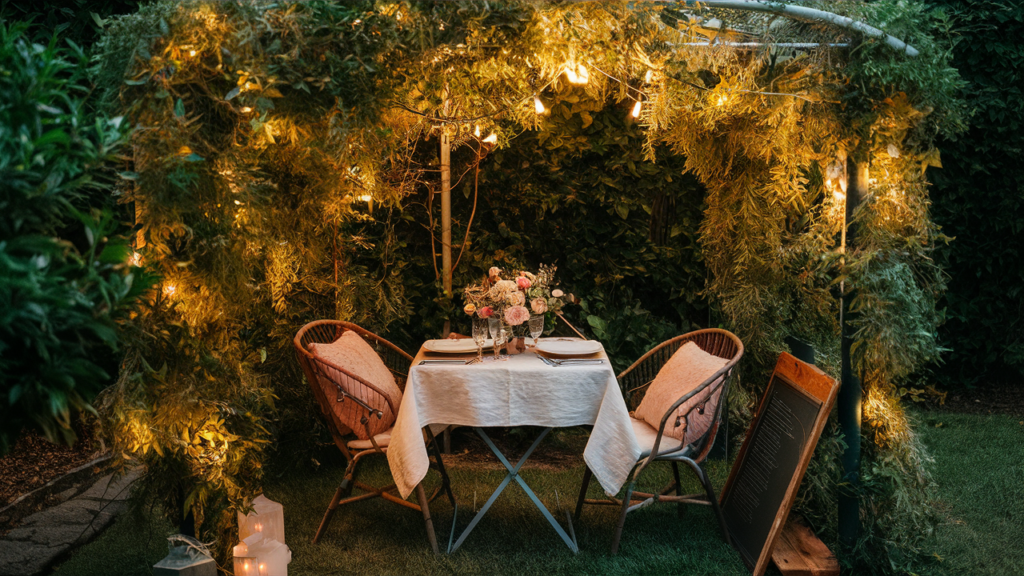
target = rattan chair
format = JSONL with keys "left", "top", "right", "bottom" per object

{"left": 573, "top": 328, "right": 744, "bottom": 554}
{"left": 293, "top": 320, "right": 454, "bottom": 553}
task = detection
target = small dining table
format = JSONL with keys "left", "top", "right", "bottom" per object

{"left": 386, "top": 339, "right": 643, "bottom": 553}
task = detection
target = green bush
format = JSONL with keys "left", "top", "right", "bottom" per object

{"left": 924, "top": 0, "right": 1024, "bottom": 387}
{"left": 0, "top": 23, "right": 146, "bottom": 453}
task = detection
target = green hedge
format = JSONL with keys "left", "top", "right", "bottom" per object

{"left": 925, "top": 1, "right": 1024, "bottom": 387}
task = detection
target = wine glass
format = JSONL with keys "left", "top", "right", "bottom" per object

{"left": 528, "top": 314, "right": 544, "bottom": 348}
{"left": 472, "top": 317, "right": 488, "bottom": 362}
{"left": 489, "top": 319, "right": 508, "bottom": 360}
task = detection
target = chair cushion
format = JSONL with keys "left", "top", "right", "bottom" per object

{"left": 347, "top": 428, "right": 393, "bottom": 451}
{"left": 630, "top": 418, "right": 685, "bottom": 458}
{"left": 309, "top": 331, "right": 403, "bottom": 440}
{"left": 633, "top": 341, "right": 729, "bottom": 446}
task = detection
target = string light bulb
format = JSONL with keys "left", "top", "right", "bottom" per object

{"left": 576, "top": 64, "right": 589, "bottom": 84}
{"left": 357, "top": 195, "right": 372, "bottom": 202}
{"left": 241, "top": 107, "right": 252, "bottom": 113}
{"left": 474, "top": 125, "right": 480, "bottom": 137}
{"left": 564, "top": 66, "right": 579, "bottom": 84}
{"left": 644, "top": 69, "right": 654, "bottom": 83}
{"left": 163, "top": 283, "right": 176, "bottom": 297}
{"left": 482, "top": 133, "right": 498, "bottom": 145}
{"left": 716, "top": 94, "right": 728, "bottom": 106}
{"left": 189, "top": 50, "right": 196, "bottom": 57}
{"left": 534, "top": 95, "right": 546, "bottom": 114}
{"left": 631, "top": 100, "right": 643, "bottom": 118}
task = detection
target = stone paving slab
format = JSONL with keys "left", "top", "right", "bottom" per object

{"left": 0, "top": 468, "right": 140, "bottom": 576}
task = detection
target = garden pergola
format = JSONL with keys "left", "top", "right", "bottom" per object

{"left": 427, "top": 2, "right": 922, "bottom": 549}
{"left": 90, "top": 0, "right": 961, "bottom": 569}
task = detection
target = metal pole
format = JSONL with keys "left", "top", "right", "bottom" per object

{"left": 671, "top": 1, "right": 920, "bottom": 57}
{"left": 839, "top": 158, "right": 868, "bottom": 549}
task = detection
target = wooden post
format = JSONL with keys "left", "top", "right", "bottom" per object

{"left": 441, "top": 94, "right": 452, "bottom": 338}
{"left": 441, "top": 130, "right": 452, "bottom": 299}
{"left": 838, "top": 158, "right": 868, "bottom": 549}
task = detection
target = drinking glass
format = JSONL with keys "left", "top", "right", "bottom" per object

{"left": 472, "top": 317, "right": 488, "bottom": 362}
{"left": 489, "top": 319, "right": 508, "bottom": 360}
{"left": 528, "top": 314, "right": 544, "bottom": 348}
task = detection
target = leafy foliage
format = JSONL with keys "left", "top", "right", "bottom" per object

{"left": 91, "top": 1, "right": 965, "bottom": 570}
{"left": 922, "top": 0, "right": 1024, "bottom": 386}
{"left": 0, "top": 0, "right": 139, "bottom": 46}
{"left": 0, "top": 23, "right": 146, "bottom": 454}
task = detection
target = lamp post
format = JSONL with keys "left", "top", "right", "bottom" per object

{"left": 838, "top": 157, "right": 869, "bottom": 549}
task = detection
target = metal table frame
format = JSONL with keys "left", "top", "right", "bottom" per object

{"left": 447, "top": 427, "right": 578, "bottom": 553}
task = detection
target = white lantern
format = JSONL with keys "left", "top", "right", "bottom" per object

{"left": 238, "top": 494, "right": 285, "bottom": 543}
{"left": 234, "top": 533, "right": 291, "bottom": 576}
{"left": 235, "top": 495, "right": 290, "bottom": 576}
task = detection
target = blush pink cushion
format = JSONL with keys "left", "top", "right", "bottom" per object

{"left": 309, "top": 331, "right": 403, "bottom": 440}
{"left": 633, "top": 341, "right": 729, "bottom": 446}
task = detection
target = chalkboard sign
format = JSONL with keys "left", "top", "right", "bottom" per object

{"left": 720, "top": 353, "right": 839, "bottom": 576}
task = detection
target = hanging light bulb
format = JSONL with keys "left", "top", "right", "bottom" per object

{"left": 631, "top": 100, "right": 643, "bottom": 118}
{"left": 576, "top": 64, "right": 589, "bottom": 84}
{"left": 482, "top": 133, "right": 498, "bottom": 145}
{"left": 474, "top": 125, "right": 481, "bottom": 137}
{"left": 534, "top": 95, "right": 546, "bottom": 114}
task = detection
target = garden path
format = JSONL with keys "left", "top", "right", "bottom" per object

{"left": 0, "top": 469, "right": 139, "bottom": 576}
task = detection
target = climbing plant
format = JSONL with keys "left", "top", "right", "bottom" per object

{"left": 91, "top": 1, "right": 965, "bottom": 571}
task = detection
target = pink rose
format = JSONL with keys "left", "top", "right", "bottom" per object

{"left": 504, "top": 305, "right": 530, "bottom": 326}
{"left": 551, "top": 289, "right": 564, "bottom": 298}
{"left": 478, "top": 306, "right": 494, "bottom": 318}
{"left": 531, "top": 297, "right": 548, "bottom": 314}
{"left": 516, "top": 276, "right": 532, "bottom": 290}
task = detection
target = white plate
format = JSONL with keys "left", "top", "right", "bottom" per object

{"left": 536, "top": 339, "right": 604, "bottom": 357}
{"left": 423, "top": 339, "right": 493, "bottom": 353}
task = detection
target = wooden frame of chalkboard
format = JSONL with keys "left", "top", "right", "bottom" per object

{"left": 719, "top": 352, "right": 839, "bottom": 576}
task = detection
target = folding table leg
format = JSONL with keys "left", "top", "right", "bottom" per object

{"left": 448, "top": 427, "right": 578, "bottom": 554}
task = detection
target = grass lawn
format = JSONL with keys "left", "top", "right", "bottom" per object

{"left": 914, "top": 411, "right": 1024, "bottom": 576}
{"left": 51, "top": 412, "right": 1024, "bottom": 575}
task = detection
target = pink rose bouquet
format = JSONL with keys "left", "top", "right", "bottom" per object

{"left": 462, "top": 263, "right": 575, "bottom": 329}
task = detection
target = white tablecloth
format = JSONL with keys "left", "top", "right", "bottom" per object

{"left": 388, "top": 344, "right": 642, "bottom": 499}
